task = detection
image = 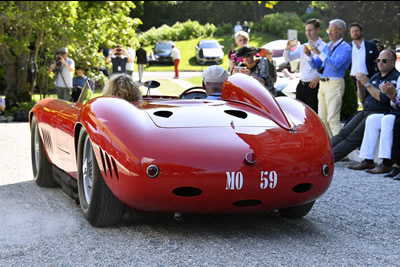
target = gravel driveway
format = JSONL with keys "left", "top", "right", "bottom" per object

{"left": 0, "top": 122, "right": 399, "bottom": 266}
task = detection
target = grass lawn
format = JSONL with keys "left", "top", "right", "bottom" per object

{"left": 142, "top": 32, "right": 278, "bottom": 72}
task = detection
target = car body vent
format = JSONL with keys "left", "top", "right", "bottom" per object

{"left": 99, "top": 147, "right": 107, "bottom": 177}
{"left": 172, "top": 187, "right": 202, "bottom": 197}
{"left": 154, "top": 111, "right": 173, "bottom": 118}
{"left": 99, "top": 147, "right": 119, "bottom": 181}
{"left": 293, "top": 183, "right": 313, "bottom": 193}
{"left": 41, "top": 129, "right": 53, "bottom": 153}
{"left": 224, "top": 110, "right": 248, "bottom": 119}
{"left": 233, "top": 199, "right": 262, "bottom": 207}
{"left": 104, "top": 151, "right": 113, "bottom": 178}
{"left": 111, "top": 157, "right": 119, "bottom": 180}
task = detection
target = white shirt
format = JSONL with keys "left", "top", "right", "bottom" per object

{"left": 350, "top": 39, "right": 368, "bottom": 76}
{"left": 171, "top": 47, "right": 180, "bottom": 60}
{"left": 283, "top": 38, "right": 326, "bottom": 82}
{"left": 391, "top": 76, "right": 400, "bottom": 107}
{"left": 234, "top": 25, "right": 243, "bottom": 33}
{"left": 126, "top": 47, "right": 136, "bottom": 71}
{"left": 56, "top": 57, "right": 74, "bottom": 88}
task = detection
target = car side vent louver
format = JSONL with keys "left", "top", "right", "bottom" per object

{"left": 154, "top": 111, "right": 173, "bottom": 118}
{"left": 41, "top": 129, "right": 53, "bottom": 153}
{"left": 99, "top": 147, "right": 107, "bottom": 176}
{"left": 104, "top": 151, "right": 113, "bottom": 178}
{"left": 111, "top": 157, "right": 119, "bottom": 180}
{"left": 99, "top": 147, "right": 119, "bottom": 181}
{"left": 224, "top": 110, "right": 248, "bottom": 119}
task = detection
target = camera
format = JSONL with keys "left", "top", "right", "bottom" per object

{"left": 54, "top": 53, "right": 63, "bottom": 70}
{"left": 116, "top": 48, "right": 122, "bottom": 52}
{"left": 317, "top": 66, "right": 324, "bottom": 74}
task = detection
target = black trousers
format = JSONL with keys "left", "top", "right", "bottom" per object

{"left": 391, "top": 118, "right": 400, "bottom": 164}
{"left": 296, "top": 81, "right": 319, "bottom": 113}
{"left": 331, "top": 110, "right": 378, "bottom": 162}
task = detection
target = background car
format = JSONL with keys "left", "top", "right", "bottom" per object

{"left": 195, "top": 39, "right": 224, "bottom": 65}
{"left": 150, "top": 40, "right": 175, "bottom": 64}
{"left": 262, "top": 39, "right": 300, "bottom": 72}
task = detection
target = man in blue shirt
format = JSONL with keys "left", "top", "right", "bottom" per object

{"left": 72, "top": 66, "right": 88, "bottom": 102}
{"left": 308, "top": 18, "right": 352, "bottom": 137}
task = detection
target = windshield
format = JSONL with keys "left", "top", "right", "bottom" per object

{"left": 155, "top": 43, "right": 173, "bottom": 50}
{"left": 272, "top": 49, "right": 284, "bottom": 57}
{"left": 200, "top": 42, "right": 219, "bottom": 49}
{"left": 77, "top": 80, "right": 94, "bottom": 104}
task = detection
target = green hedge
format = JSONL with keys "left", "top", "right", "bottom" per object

{"left": 138, "top": 20, "right": 216, "bottom": 45}
{"left": 137, "top": 13, "right": 324, "bottom": 45}
{"left": 341, "top": 70, "right": 358, "bottom": 121}
{"left": 252, "top": 12, "right": 307, "bottom": 43}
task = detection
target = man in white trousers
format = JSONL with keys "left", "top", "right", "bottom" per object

{"left": 348, "top": 75, "right": 400, "bottom": 174}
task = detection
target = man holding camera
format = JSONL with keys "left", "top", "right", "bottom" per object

{"left": 48, "top": 47, "right": 75, "bottom": 101}
{"left": 106, "top": 45, "right": 134, "bottom": 75}
{"left": 308, "top": 19, "right": 352, "bottom": 137}
{"left": 284, "top": 18, "right": 326, "bottom": 113}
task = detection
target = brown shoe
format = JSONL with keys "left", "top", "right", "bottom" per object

{"left": 365, "top": 163, "right": 392, "bottom": 174}
{"left": 347, "top": 160, "right": 376, "bottom": 170}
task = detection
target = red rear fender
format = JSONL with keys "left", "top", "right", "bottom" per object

{"left": 221, "top": 73, "right": 292, "bottom": 130}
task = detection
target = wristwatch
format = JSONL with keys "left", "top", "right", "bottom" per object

{"left": 364, "top": 82, "right": 371, "bottom": 87}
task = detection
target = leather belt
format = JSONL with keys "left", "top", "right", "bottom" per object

{"left": 299, "top": 80, "right": 310, "bottom": 86}
{"left": 320, "top": 78, "right": 330, "bottom": 82}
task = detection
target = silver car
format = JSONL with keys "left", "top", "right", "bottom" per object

{"left": 195, "top": 40, "right": 224, "bottom": 65}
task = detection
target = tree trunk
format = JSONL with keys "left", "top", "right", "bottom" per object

{"left": 0, "top": 1, "right": 32, "bottom": 102}
{"left": 17, "top": 52, "right": 31, "bottom": 102}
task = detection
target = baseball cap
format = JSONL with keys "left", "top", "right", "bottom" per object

{"left": 202, "top": 65, "right": 228, "bottom": 84}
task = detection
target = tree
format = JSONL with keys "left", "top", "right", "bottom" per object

{"left": 317, "top": 1, "right": 400, "bottom": 46}
{"left": 132, "top": 1, "right": 257, "bottom": 31}
{"left": 0, "top": 1, "right": 141, "bottom": 102}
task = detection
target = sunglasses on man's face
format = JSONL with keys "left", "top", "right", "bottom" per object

{"left": 376, "top": 58, "right": 393, "bottom": 64}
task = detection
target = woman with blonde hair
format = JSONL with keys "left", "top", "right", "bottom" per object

{"left": 229, "top": 31, "right": 250, "bottom": 74}
{"left": 102, "top": 73, "right": 142, "bottom": 101}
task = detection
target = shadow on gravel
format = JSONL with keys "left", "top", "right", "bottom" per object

{"left": 119, "top": 209, "right": 321, "bottom": 240}
{"left": 1, "top": 179, "right": 322, "bottom": 241}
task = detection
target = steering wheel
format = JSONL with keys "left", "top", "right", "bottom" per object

{"left": 179, "top": 86, "right": 207, "bottom": 99}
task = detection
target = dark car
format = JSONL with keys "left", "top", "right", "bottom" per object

{"left": 150, "top": 40, "right": 175, "bottom": 64}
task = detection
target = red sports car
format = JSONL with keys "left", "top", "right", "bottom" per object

{"left": 30, "top": 73, "right": 334, "bottom": 227}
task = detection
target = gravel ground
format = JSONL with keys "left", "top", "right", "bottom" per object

{"left": 0, "top": 122, "right": 399, "bottom": 266}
